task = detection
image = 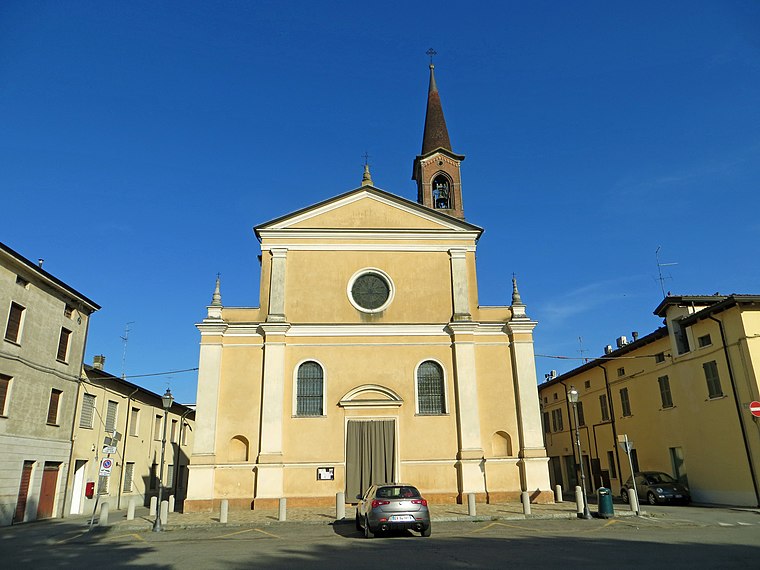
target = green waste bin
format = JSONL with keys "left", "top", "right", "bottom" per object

{"left": 597, "top": 487, "right": 615, "bottom": 518}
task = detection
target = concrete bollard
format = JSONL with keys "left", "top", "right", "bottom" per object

{"left": 169, "top": 494, "right": 175, "bottom": 513}
{"left": 160, "top": 500, "right": 169, "bottom": 525}
{"left": 220, "top": 499, "right": 229, "bottom": 524}
{"left": 336, "top": 492, "right": 345, "bottom": 520}
{"left": 99, "top": 502, "right": 110, "bottom": 527}
{"left": 278, "top": 498, "right": 287, "bottom": 522}
{"left": 555, "top": 484, "right": 563, "bottom": 503}
{"left": 149, "top": 496, "right": 158, "bottom": 516}
{"left": 127, "top": 497, "right": 136, "bottom": 521}
{"left": 521, "top": 491, "right": 531, "bottom": 515}
{"left": 575, "top": 486, "right": 584, "bottom": 516}
{"left": 629, "top": 492, "right": 640, "bottom": 515}
{"left": 467, "top": 493, "right": 476, "bottom": 516}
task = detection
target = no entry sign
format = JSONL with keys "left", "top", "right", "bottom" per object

{"left": 750, "top": 401, "right": 760, "bottom": 418}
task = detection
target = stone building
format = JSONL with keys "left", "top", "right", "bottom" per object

{"left": 185, "top": 65, "right": 552, "bottom": 512}
{"left": 0, "top": 241, "right": 99, "bottom": 525}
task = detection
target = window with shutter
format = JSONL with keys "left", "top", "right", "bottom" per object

{"left": 105, "top": 400, "right": 118, "bottom": 433}
{"left": 129, "top": 407, "right": 140, "bottom": 436}
{"left": 80, "top": 393, "right": 95, "bottom": 428}
{"left": 97, "top": 475, "right": 109, "bottom": 495}
{"left": 56, "top": 328, "right": 71, "bottom": 362}
{"left": 0, "top": 374, "right": 10, "bottom": 416}
{"left": 703, "top": 361, "right": 723, "bottom": 398}
{"left": 47, "top": 389, "right": 62, "bottom": 425}
{"left": 166, "top": 464, "right": 174, "bottom": 488}
{"left": 5, "top": 302, "right": 25, "bottom": 343}
{"left": 154, "top": 415, "right": 162, "bottom": 440}
{"left": 296, "top": 362, "right": 324, "bottom": 416}
{"left": 123, "top": 463, "right": 135, "bottom": 492}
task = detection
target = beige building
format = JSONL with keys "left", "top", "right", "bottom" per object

{"left": 0, "top": 241, "right": 99, "bottom": 526}
{"left": 66, "top": 360, "right": 195, "bottom": 517}
{"left": 185, "top": 65, "right": 552, "bottom": 512}
{"left": 539, "top": 294, "right": 760, "bottom": 507}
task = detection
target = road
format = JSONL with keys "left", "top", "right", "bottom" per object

{"left": 1, "top": 505, "right": 758, "bottom": 568}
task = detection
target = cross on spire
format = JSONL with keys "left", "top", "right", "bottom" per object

{"left": 426, "top": 48, "right": 437, "bottom": 66}
{"left": 363, "top": 151, "right": 370, "bottom": 166}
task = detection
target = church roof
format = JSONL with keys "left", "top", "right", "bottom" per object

{"left": 421, "top": 64, "right": 452, "bottom": 155}
{"left": 254, "top": 185, "right": 483, "bottom": 238}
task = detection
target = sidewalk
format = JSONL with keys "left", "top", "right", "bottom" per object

{"left": 91, "top": 499, "right": 641, "bottom": 532}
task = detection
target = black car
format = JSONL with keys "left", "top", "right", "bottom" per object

{"left": 621, "top": 471, "right": 691, "bottom": 505}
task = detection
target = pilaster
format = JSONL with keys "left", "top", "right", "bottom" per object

{"left": 449, "top": 248, "right": 471, "bottom": 321}
{"left": 267, "top": 248, "right": 288, "bottom": 322}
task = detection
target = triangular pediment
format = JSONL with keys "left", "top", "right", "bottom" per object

{"left": 255, "top": 187, "right": 482, "bottom": 235}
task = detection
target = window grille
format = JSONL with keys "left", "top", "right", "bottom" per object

{"left": 417, "top": 361, "right": 445, "bottom": 415}
{"left": 297, "top": 362, "right": 323, "bottom": 416}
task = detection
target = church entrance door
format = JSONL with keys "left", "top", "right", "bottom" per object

{"left": 345, "top": 420, "right": 395, "bottom": 501}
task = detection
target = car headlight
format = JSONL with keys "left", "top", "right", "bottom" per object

{"left": 656, "top": 487, "right": 664, "bottom": 493}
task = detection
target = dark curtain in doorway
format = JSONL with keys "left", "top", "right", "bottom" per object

{"left": 346, "top": 420, "right": 395, "bottom": 501}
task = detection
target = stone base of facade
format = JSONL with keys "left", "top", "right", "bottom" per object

{"left": 486, "top": 490, "right": 555, "bottom": 504}
{"left": 182, "top": 498, "right": 253, "bottom": 513}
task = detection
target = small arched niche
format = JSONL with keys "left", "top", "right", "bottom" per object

{"left": 491, "top": 431, "right": 513, "bottom": 457}
{"left": 228, "top": 435, "right": 250, "bottom": 462}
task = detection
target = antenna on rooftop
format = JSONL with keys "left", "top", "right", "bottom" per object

{"left": 655, "top": 246, "right": 678, "bottom": 297}
{"left": 120, "top": 322, "right": 135, "bottom": 379}
{"left": 578, "top": 336, "right": 589, "bottom": 363}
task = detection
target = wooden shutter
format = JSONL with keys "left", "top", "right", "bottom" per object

{"left": 47, "top": 389, "right": 62, "bottom": 425}
{"left": 0, "top": 374, "right": 10, "bottom": 415}
{"left": 56, "top": 328, "right": 71, "bottom": 362}
{"left": 79, "top": 393, "right": 95, "bottom": 428}
{"left": 5, "top": 303, "right": 24, "bottom": 342}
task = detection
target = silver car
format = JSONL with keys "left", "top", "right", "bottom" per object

{"left": 355, "top": 483, "right": 431, "bottom": 538}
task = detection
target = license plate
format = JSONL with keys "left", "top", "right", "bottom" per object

{"left": 389, "top": 515, "right": 415, "bottom": 522}
{"left": 675, "top": 495, "right": 682, "bottom": 498}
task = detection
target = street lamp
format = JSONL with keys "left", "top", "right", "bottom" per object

{"left": 567, "top": 385, "right": 592, "bottom": 519}
{"left": 152, "top": 387, "right": 174, "bottom": 532}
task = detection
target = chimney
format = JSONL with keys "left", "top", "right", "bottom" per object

{"left": 632, "top": 331, "right": 639, "bottom": 341}
{"left": 38, "top": 258, "right": 44, "bottom": 268}
{"left": 93, "top": 355, "right": 106, "bottom": 370}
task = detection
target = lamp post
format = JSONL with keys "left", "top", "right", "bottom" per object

{"left": 568, "top": 386, "right": 592, "bottom": 519}
{"left": 152, "top": 388, "right": 174, "bottom": 532}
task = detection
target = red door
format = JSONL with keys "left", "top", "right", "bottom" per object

{"left": 37, "top": 463, "right": 60, "bottom": 519}
{"left": 14, "top": 461, "right": 34, "bottom": 523}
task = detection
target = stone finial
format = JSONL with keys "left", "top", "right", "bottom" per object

{"left": 211, "top": 274, "right": 222, "bottom": 307}
{"left": 362, "top": 163, "right": 373, "bottom": 186}
{"left": 512, "top": 275, "right": 523, "bottom": 306}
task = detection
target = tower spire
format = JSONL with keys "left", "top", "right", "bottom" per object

{"left": 421, "top": 63, "right": 452, "bottom": 155}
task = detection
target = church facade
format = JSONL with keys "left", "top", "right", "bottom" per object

{"left": 184, "top": 65, "right": 552, "bottom": 511}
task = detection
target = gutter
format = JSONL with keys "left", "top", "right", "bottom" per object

{"left": 598, "top": 364, "right": 624, "bottom": 487}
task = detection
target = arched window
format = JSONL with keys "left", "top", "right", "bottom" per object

{"left": 297, "top": 361, "right": 324, "bottom": 416}
{"left": 417, "top": 361, "right": 445, "bottom": 415}
{"left": 432, "top": 174, "right": 451, "bottom": 209}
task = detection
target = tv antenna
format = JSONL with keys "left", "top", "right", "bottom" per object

{"left": 578, "top": 336, "right": 589, "bottom": 363}
{"left": 655, "top": 246, "right": 678, "bottom": 297}
{"left": 121, "top": 322, "right": 135, "bottom": 379}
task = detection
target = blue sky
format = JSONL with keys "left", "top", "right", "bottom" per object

{"left": 2, "top": 1, "right": 759, "bottom": 404}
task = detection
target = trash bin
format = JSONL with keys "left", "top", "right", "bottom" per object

{"left": 597, "top": 487, "right": 615, "bottom": 519}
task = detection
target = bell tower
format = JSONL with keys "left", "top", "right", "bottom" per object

{"left": 412, "top": 58, "right": 466, "bottom": 219}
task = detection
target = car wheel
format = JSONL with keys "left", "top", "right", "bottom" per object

{"left": 363, "top": 516, "right": 373, "bottom": 539}
{"left": 355, "top": 510, "right": 362, "bottom": 531}
{"left": 421, "top": 525, "right": 431, "bottom": 537}
{"left": 647, "top": 492, "right": 657, "bottom": 505}
{"left": 620, "top": 489, "right": 629, "bottom": 504}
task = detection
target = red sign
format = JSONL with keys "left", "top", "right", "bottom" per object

{"left": 750, "top": 401, "right": 760, "bottom": 418}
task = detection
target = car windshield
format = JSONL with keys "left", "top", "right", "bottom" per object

{"left": 645, "top": 473, "right": 677, "bottom": 484}
{"left": 376, "top": 486, "right": 421, "bottom": 499}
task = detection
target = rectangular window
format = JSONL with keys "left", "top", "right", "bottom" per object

{"left": 620, "top": 387, "right": 632, "bottom": 417}
{"left": 551, "top": 408, "right": 563, "bottom": 432}
{"left": 64, "top": 304, "right": 73, "bottom": 318}
{"left": 80, "top": 393, "right": 96, "bottom": 428}
{"left": 599, "top": 394, "right": 610, "bottom": 422}
{"left": 658, "top": 375, "right": 674, "bottom": 408}
{"left": 171, "top": 419, "right": 178, "bottom": 443}
{"left": 154, "top": 415, "right": 162, "bottom": 440}
{"left": 150, "top": 463, "right": 157, "bottom": 490}
{"left": 630, "top": 449, "right": 640, "bottom": 473}
{"left": 617, "top": 367, "right": 625, "bottom": 377}
{"left": 5, "top": 302, "right": 25, "bottom": 343}
{"left": 47, "top": 389, "right": 62, "bottom": 425}
{"left": 543, "top": 411, "right": 550, "bottom": 433}
{"left": 584, "top": 380, "right": 591, "bottom": 389}
{"left": 607, "top": 451, "right": 617, "bottom": 479}
{"left": 703, "top": 360, "right": 723, "bottom": 398}
{"left": 166, "top": 464, "right": 174, "bottom": 488}
{"left": 698, "top": 334, "right": 712, "bottom": 348}
{"left": 105, "top": 400, "right": 118, "bottom": 433}
{"left": 0, "top": 374, "right": 10, "bottom": 416}
{"left": 129, "top": 407, "right": 140, "bottom": 436}
{"left": 123, "top": 463, "right": 135, "bottom": 492}
{"left": 674, "top": 319, "right": 690, "bottom": 354}
{"left": 576, "top": 401, "right": 585, "bottom": 426}
{"left": 56, "top": 328, "right": 71, "bottom": 362}
{"left": 655, "top": 352, "right": 666, "bottom": 364}
{"left": 15, "top": 275, "right": 29, "bottom": 288}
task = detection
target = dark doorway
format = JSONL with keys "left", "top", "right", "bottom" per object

{"left": 37, "top": 462, "right": 60, "bottom": 519}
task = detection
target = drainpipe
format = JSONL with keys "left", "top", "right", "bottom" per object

{"left": 174, "top": 408, "right": 193, "bottom": 507}
{"left": 598, "top": 364, "right": 624, "bottom": 490}
{"left": 117, "top": 387, "right": 139, "bottom": 510}
{"left": 707, "top": 315, "right": 760, "bottom": 506}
